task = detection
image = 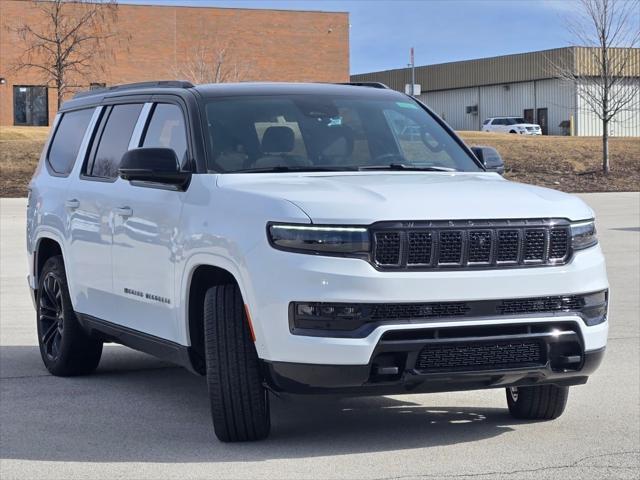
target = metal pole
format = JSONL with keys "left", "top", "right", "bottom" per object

{"left": 410, "top": 47, "right": 415, "bottom": 96}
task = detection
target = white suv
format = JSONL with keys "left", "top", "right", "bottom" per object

{"left": 482, "top": 117, "right": 542, "bottom": 135}
{"left": 27, "top": 81, "right": 608, "bottom": 442}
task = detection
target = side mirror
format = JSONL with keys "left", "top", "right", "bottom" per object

{"left": 471, "top": 146, "right": 505, "bottom": 174}
{"left": 119, "top": 148, "right": 190, "bottom": 188}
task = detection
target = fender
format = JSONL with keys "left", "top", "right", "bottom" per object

{"left": 178, "top": 252, "right": 267, "bottom": 355}
{"left": 31, "top": 229, "right": 68, "bottom": 288}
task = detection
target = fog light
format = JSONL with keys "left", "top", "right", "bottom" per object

{"left": 580, "top": 291, "right": 608, "bottom": 326}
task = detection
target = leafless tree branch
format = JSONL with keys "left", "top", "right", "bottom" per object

{"left": 552, "top": 0, "right": 639, "bottom": 173}
{"left": 6, "top": 0, "right": 124, "bottom": 108}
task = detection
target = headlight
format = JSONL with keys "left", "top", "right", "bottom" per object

{"left": 571, "top": 220, "right": 598, "bottom": 250}
{"left": 268, "top": 224, "right": 370, "bottom": 255}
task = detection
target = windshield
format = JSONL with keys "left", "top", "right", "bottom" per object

{"left": 506, "top": 117, "right": 526, "bottom": 125}
{"left": 204, "top": 95, "right": 482, "bottom": 173}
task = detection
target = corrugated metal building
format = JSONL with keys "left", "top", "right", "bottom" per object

{"left": 351, "top": 47, "right": 640, "bottom": 136}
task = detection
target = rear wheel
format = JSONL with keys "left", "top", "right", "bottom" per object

{"left": 506, "top": 385, "right": 569, "bottom": 420}
{"left": 204, "top": 284, "right": 270, "bottom": 442}
{"left": 36, "top": 256, "right": 103, "bottom": 376}
{"left": 509, "top": 130, "right": 517, "bottom": 134}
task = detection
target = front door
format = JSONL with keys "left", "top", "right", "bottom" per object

{"left": 536, "top": 108, "right": 548, "bottom": 135}
{"left": 111, "top": 102, "right": 188, "bottom": 341}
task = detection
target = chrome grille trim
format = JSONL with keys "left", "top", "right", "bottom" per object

{"left": 371, "top": 219, "right": 572, "bottom": 270}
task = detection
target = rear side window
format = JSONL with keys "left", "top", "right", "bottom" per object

{"left": 47, "top": 108, "right": 94, "bottom": 175}
{"left": 141, "top": 104, "right": 188, "bottom": 168}
{"left": 89, "top": 103, "right": 143, "bottom": 179}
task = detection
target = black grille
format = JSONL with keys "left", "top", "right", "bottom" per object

{"left": 374, "top": 232, "right": 401, "bottom": 265}
{"left": 416, "top": 341, "right": 544, "bottom": 372}
{"left": 369, "top": 302, "right": 470, "bottom": 320}
{"left": 371, "top": 219, "right": 571, "bottom": 269}
{"left": 407, "top": 231, "right": 432, "bottom": 265}
{"left": 524, "top": 229, "right": 546, "bottom": 261}
{"left": 496, "top": 230, "right": 519, "bottom": 262}
{"left": 497, "top": 295, "right": 584, "bottom": 315}
{"left": 468, "top": 230, "right": 492, "bottom": 263}
{"left": 549, "top": 228, "right": 570, "bottom": 260}
{"left": 438, "top": 231, "right": 463, "bottom": 264}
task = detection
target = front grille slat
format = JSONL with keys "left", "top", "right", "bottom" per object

{"left": 372, "top": 219, "right": 571, "bottom": 269}
{"left": 416, "top": 340, "right": 544, "bottom": 372}
{"left": 438, "top": 231, "right": 463, "bottom": 265}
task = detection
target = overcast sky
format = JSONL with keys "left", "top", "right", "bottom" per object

{"left": 120, "top": 0, "right": 584, "bottom": 74}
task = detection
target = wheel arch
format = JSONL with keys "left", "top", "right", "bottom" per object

{"left": 34, "top": 234, "right": 65, "bottom": 287}
{"left": 183, "top": 260, "right": 247, "bottom": 374}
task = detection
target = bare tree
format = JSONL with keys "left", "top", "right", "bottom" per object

{"left": 556, "top": 0, "right": 639, "bottom": 174}
{"left": 8, "top": 0, "right": 120, "bottom": 109}
{"left": 176, "top": 32, "right": 248, "bottom": 84}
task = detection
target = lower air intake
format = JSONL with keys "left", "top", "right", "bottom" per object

{"left": 416, "top": 341, "right": 544, "bottom": 372}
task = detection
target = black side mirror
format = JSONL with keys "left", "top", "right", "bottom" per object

{"left": 119, "top": 148, "right": 190, "bottom": 188}
{"left": 471, "top": 146, "right": 505, "bottom": 175}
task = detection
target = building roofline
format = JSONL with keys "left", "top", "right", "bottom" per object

{"left": 352, "top": 46, "right": 640, "bottom": 77}
{"left": 6, "top": 0, "right": 348, "bottom": 15}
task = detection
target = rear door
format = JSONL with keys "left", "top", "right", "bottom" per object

{"left": 66, "top": 102, "right": 144, "bottom": 320}
{"left": 110, "top": 100, "right": 189, "bottom": 341}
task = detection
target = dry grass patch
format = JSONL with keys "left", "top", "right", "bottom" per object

{"left": 459, "top": 131, "right": 640, "bottom": 192}
{"left": 0, "top": 127, "right": 638, "bottom": 197}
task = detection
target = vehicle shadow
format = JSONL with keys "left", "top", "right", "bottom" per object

{"left": 1, "top": 345, "right": 524, "bottom": 463}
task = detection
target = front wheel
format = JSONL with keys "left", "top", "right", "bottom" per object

{"left": 506, "top": 385, "right": 569, "bottom": 420}
{"left": 204, "top": 284, "right": 270, "bottom": 442}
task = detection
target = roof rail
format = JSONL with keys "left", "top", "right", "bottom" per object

{"left": 338, "top": 82, "right": 390, "bottom": 89}
{"left": 73, "top": 80, "right": 195, "bottom": 99}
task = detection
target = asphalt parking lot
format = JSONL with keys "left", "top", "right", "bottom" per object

{"left": 1, "top": 192, "right": 638, "bottom": 480}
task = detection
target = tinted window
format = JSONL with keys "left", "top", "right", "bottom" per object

{"left": 141, "top": 104, "right": 188, "bottom": 168}
{"left": 205, "top": 95, "right": 481, "bottom": 173}
{"left": 482, "top": 119, "right": 490, "bottom": 125}
{"left": 48, "top": 108, "right": 94, "bottom": 174}
{"left": 90, "top": 104, "right": 143, "bottom": 179}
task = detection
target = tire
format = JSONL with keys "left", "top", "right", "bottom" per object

{"left": 204, "top": 284, "right": 270, "bottom": 442}
{"left": 36, "top": 256, "right": 103, "bottom": 376}
{"left": 509, "top": 130, "right": 517, "bottom": 134}
{"left": 506, "top": 385, "right": 569, "bottom": 420}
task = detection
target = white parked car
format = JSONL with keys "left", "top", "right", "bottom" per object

{"left": 27, "top": 81, "right": 607, "bottom": 442}
{"left": 482, "top": 117, "right": 542, "bottom": 135}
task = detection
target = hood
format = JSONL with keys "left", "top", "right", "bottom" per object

{"left": 217, "top": 172, "right": 593, "bottom": 224}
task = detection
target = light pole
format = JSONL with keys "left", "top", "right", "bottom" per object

{"left": 410, "top": 47, "right": 415, "bottom": 96}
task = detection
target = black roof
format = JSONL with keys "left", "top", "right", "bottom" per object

{"left": 61, "top": 81, "right": 402, "bottom": 111}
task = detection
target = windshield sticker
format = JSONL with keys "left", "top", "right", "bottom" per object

{"left": 396, "top": 101, "right": 419, "bottom": 110}
{"left": 327, "top": 117, "right": 343, "bottom": 126}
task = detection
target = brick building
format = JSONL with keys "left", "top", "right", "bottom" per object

{"left": 0, "top": 0, "right": 349, "bottom": 126}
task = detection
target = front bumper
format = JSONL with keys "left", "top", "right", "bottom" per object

{"left": 265, "top": 344, "right": 606, "bottom": 395}
{"left": 244, "top": 246, "right": 609, "bottom": 365}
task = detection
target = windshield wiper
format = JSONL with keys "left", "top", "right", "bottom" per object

{"left": 232, "top": 165, "right": 358, "bottom": 173}
{"left": 358, "top": 164, "right": 457, "bottom": 172}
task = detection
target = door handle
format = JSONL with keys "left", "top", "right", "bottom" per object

{"left": 113, "top": 206, "right": 133, "bottom": 218}
{"left": 65, "top": 199, "right": 80, "bottom": 210}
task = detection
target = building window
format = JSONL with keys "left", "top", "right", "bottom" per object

{"left": 89, "top": 82, "right": 106, "bottom": 90}
{"left": 13, "top": 86, "right": 49, "bottom": 126}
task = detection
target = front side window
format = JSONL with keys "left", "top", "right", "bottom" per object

{"left": 205, "top": 95, "right": 481, "bottom": 173}
{"left": 89, "top": 103, "right": 143, "bottom": 179}
{"left": 48, "top": 108, "right": 94, "bottom": 175}
{"left": 141, "top": 103, "right": 188, "bottom": 168}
